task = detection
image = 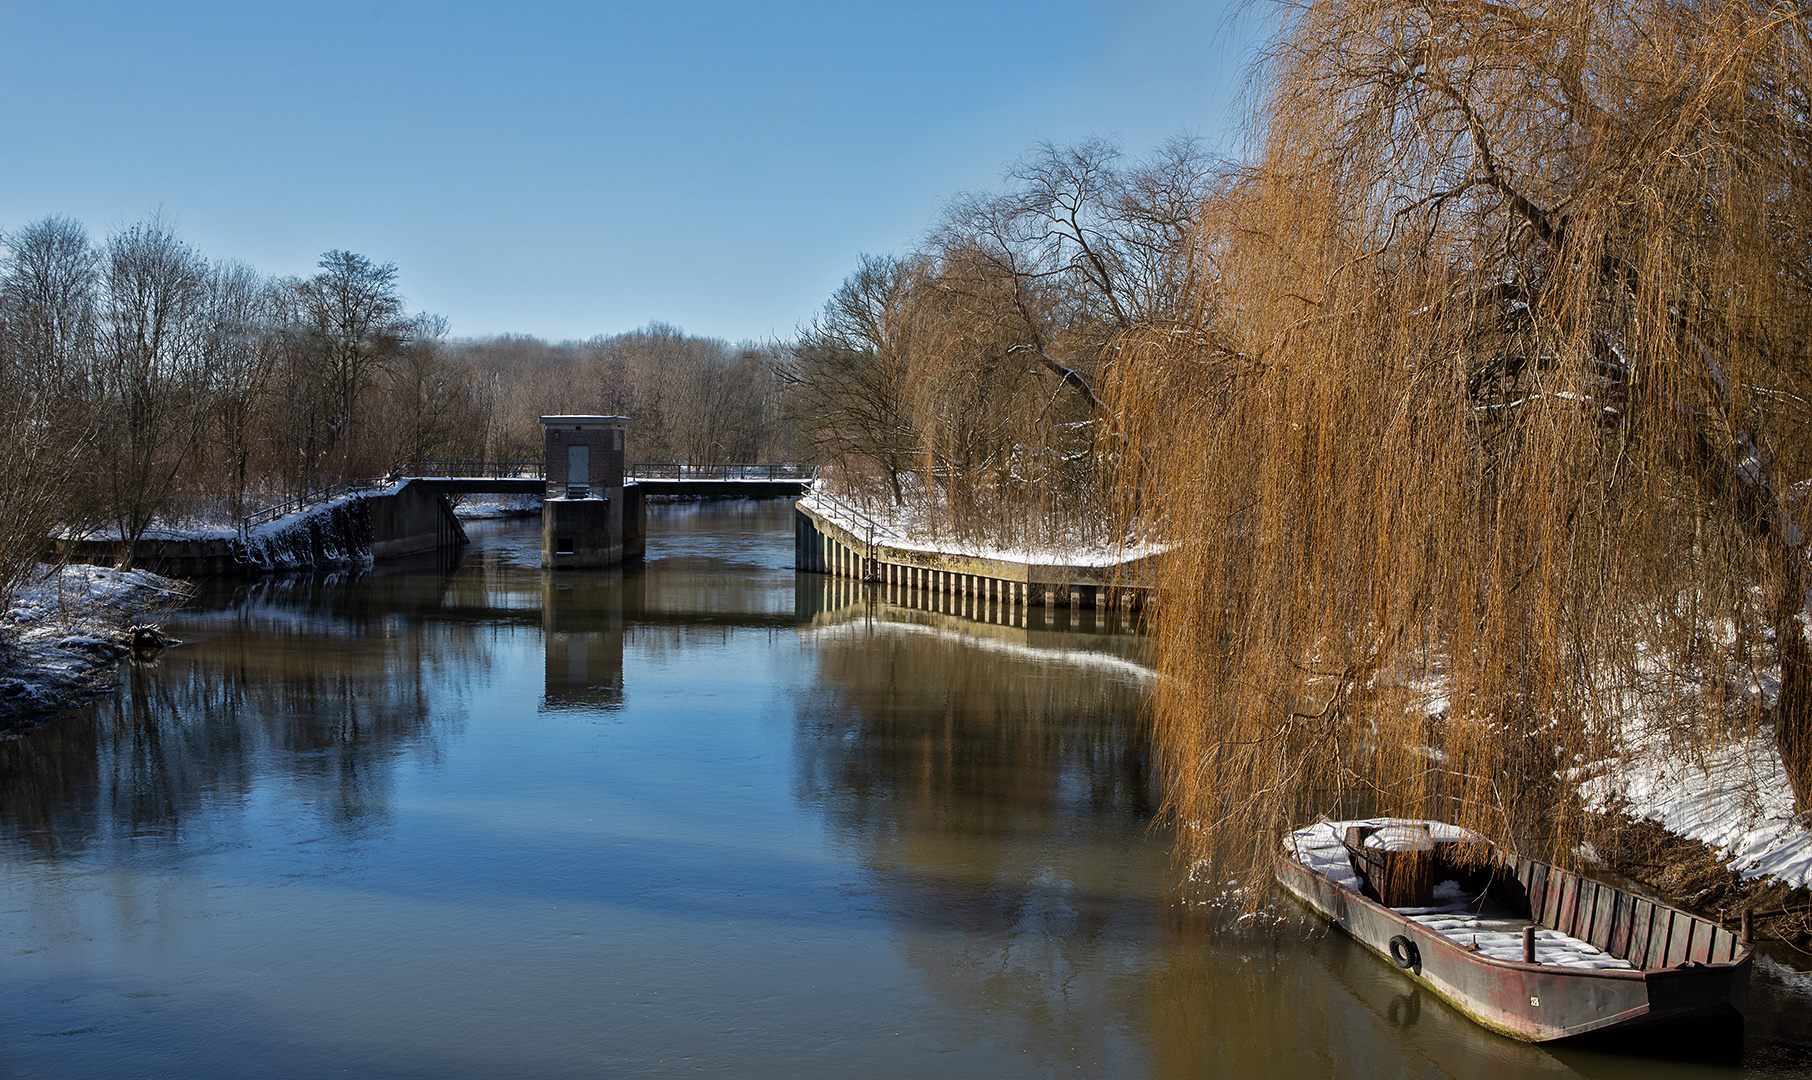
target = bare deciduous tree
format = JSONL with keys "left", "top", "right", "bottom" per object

{"left": 788, "top": 255, "right": 922, "bottom": 503}
{"left": 96, "top": 217, "right": 216, "bottom": 568}
{"left": 205, "top": 260, "right": 279, "bottom": 518}
{"left": 297, "top": 250, "right": 409, "bottom": 478}
{"left": 0, "top": 217, "right": 99, "bottom": 602}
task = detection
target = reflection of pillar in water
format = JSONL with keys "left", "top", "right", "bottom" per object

{"left": 541, "top": 571, "right": 628, "bottom": 711}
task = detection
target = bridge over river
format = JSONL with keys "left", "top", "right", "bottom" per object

{"left": 55, "top": 460, "right": 814, "bottom": 578}
{"left": 398, "top": 460, "right": 816, "bottom": 499}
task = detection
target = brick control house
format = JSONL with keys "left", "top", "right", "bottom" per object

{"left": 540, "top": 415, "right": 642, "bottom": 568}
{"left": 542, "top": 415, "right": 627, "bottom": 498}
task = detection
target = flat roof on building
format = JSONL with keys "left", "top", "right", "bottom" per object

{"left": 540, "top": 415, "right": 630, "bottom": 427}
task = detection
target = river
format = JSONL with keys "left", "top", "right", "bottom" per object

{"left": 0, "top": 502, "right": 1807, "bottom": 1078}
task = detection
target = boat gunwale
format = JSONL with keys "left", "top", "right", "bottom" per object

{"left": 1275, "top": 852, "right": 1653, "bottom": 982}
{"left": 1276, "top": 826, "right": 1755, "bottom": 979}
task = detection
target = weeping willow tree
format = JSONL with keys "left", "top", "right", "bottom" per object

{"left": 1110, "top": 0, "right": 1812, "bottom": 881}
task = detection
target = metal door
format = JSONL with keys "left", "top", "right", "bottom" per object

{"left": 568, "top": 444, "right": 590, "bottom": 490}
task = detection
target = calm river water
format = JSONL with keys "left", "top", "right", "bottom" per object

{"left": 1, "top": 502, "right": 1809, "bottom": 1078}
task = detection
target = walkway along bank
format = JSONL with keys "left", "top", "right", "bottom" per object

{"left": 794, "top": 493, "right": 1157, "bottom": 613}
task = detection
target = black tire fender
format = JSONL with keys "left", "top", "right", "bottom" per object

{"left": 1389, "top": 934, "right": 1420, "bottom": 970}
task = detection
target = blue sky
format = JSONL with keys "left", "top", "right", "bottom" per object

{"left": 0, "top": 1, "right": 1260, "bottom": 344}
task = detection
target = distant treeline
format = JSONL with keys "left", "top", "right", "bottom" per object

{"left": 0, "top": 214, "right": 795, "bottom": 586}
{"left": 450, "top": 330, "right": 792, "bottom": 466}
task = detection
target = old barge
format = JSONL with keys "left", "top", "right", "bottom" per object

{"left": 1275, "top": 819, "right": 1753, "bottom": 1042}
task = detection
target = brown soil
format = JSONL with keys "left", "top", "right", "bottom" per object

{"left": 1594, "top": 813, "right": 1812, "bottom": 952}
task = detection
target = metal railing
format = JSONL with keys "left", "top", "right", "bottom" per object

{"left": 398, "top": 462, "right": 816, "bottom": 482}
{"left": 401, "top": 460, "right": 546, "bottom": 480}
{"left": 239, "top": 477, "right": 388, "bottom": 537}
{"left": 807, "top": 489, "right": 903, "bottom": 543}
{"left": 626, "top": 462, "right": 817, "bottom": 482}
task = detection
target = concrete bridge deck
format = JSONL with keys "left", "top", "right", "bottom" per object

{"left": 400, "top": 461, "right": 814, "bottom": 498}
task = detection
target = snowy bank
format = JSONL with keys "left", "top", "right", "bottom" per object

{"left": 798, "top": 489, "right": 1163, "bottom": 569}
{"left": 0, "top": 563, "right": 192, "bottom": 728}
{"left": 1585, "top": 722, "right": 1812, "bottom": 891}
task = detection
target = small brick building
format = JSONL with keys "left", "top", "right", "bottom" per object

{"left": 540, "top": 415, "right": 642, "bottom": 568}
{"left": 542, "top": 415, "right": 627, "bottom": 498}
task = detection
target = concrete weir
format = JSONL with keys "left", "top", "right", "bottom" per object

{"left": 793, "top": 499, "right": 1155, "bottom": 612}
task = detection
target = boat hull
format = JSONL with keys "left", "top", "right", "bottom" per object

{"left": 1275, "top": 849, "right": 1751, "bottom": 1042}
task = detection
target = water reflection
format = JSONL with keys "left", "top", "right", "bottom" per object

{"left": 2, "top": 505, "right": 1808, "bottom": 1078}
{"left": 795, "top": 572, "right": 1148, "bottom": 657}
{"left": 541, "top": 571, "right": 630, "bottom": 711}
{"left": 0, "top": 567, "right": 480, "bottom": 858}
{"left": 794, "top": 591, "right": 1161, "bottom": 1073}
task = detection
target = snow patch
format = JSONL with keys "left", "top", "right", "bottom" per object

{"left": 1584, "top": 721, "right": 1812, "bottom": 889}
{"left": 1, "top": 563, "right": 191, "bottom": 726}
{"left": 799, "top": 491, "right": 1163, "bottom": 569}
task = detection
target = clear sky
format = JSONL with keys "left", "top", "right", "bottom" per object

{"left": 0, "top": 1, "right": 1261, "bottom": 345}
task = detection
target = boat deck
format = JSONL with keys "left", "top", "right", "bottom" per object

{"left": 1286, "top": 820, "right": 1632, "bottom": 970}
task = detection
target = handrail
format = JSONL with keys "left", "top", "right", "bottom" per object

{"left": 401, "top": 460, "right": 546, "bottom": 479}
{"left": 806, "top": 489, "right": 904, "bottom": 543}
{"left": 239, "top": 477, "right": 388, "bottom": 538}
{"left": 624, "top": 462, "right": 817, "bottom": 481}
{"left": 397, "top": 461, "right": 819, "bottom": 482}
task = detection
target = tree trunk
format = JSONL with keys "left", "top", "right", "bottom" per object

{"left": 1777, "top": 592, "right": 1812, "bottom": 809}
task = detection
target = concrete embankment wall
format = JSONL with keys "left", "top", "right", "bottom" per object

{"left": 794, "top": 501, "right": 1154, "bottom": 611}
{"left": 54, "top": 482, "right": 466, "bottom": 577}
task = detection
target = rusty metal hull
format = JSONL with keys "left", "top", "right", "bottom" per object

{"left": 1275, "top": 847, "right": 1752, "bottom": 1042}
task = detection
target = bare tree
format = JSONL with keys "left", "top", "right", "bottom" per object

{"left": 0, "top": 217, "right": 100, "bottom": 602}
{"left": 205, "top": 260, "right": 280, "bottom": 518}
{"left": 296, "top": 250, "right": 408, "bottom": 478}
{"left": 788, "top": 255, "right": 922, "bottom": 503}
{"left": 381, "top": 314, "right": 493, "bottom": 467}
{"left": 95, "top": 217, "right": 217, "bottom": 568}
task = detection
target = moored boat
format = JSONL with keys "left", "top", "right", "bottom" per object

{"left": 1275, "top": 819, "right": 1753, "bottom": 1042}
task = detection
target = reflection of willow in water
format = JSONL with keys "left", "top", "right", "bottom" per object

{"left": 796, "top": 620, "right": 1161, "bottom": 1070}
{"left": 0, "top": 580, "right": 487, "bottom": 859}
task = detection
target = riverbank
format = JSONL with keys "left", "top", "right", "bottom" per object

{"left": 798, "top": 490, "right": 1812, "bottom": 938}
{"left": 0, "top": 563, "right": 192, "bottom": 733}
{"left": 795, "top": 492, "right": 1160, "bottom": 610}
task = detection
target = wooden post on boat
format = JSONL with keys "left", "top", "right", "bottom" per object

{"left": 1523, "top": 925, "right": 1537, "bottom": 964}
{"left": 1742, "top": 908, "right": 1754, "bottom": 946}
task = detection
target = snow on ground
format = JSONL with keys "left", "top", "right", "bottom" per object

{"left": 1584, "top": 721, "right": 1812, "bottom": 890}
{"left": 799, "top": 490, "right": 1164, "bottom": 568}
{"left": 0, "top": 563, "right": 190, "bottom": 725}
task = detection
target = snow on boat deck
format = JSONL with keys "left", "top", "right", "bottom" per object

{"left": 1285, "top": 819, "right": 1633, "bottom": 971}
